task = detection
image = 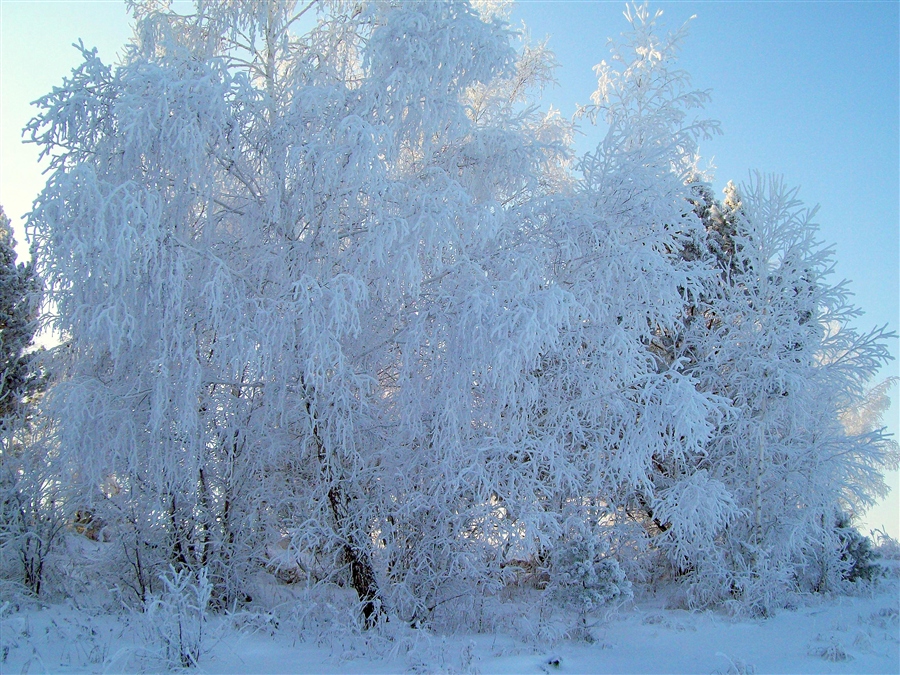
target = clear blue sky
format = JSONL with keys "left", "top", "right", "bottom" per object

{"left": 1, "top": 0, "right": 897, "bottom": 536}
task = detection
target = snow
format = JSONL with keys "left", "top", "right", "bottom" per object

{"left": 3, "top": 577, "right": 897, "bottom": 674}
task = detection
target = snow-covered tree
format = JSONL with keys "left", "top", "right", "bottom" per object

{"left": 0, "top": 208, "right": 42, "bottom": 427}
{"left": 25, "top": 0, "right": 572, "bottom": 622}
{"left": 674, "top": 176, "right": 898, "bottom": 611}
{"left": 0, "top": 206, "right": 56, "bottom": 596}
{"left": 482, "top": 5, "right": 727, "bottom": 588}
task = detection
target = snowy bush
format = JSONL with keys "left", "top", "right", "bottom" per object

{"left": 808, "top": 637, "right": 853, "bottom": 663}
{"left": 548, "top": 525, "right": 632, "bottom": 614}
{"left": 871, "top": 528, "right": 900, "bottom": 561}
{"left": 713, "top": 653, "right": 756, "bottom": 675}
{"left": 834, "top": 515, "right": 880, "bottom": 583}
{"left": 0, "top": 432, "right": 67, "bottom": 600}
{"left": 143, "top": 567, "right": 211, "bottom": 668}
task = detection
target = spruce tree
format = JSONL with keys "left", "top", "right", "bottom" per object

{"left": 0, "top": 207, "right": 41, "bottom": 429}
{"left": 0, "top": 206, "right": 51, "bottom": 596}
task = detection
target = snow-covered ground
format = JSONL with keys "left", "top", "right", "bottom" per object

{"left": 3, "top": 575, "right": 897, "bottom": 674}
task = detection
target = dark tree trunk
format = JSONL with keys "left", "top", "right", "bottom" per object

{"left": 328, "top": 484, "right": 380, "bottom": 626}
{"left": 305, "top": 390, "right": 381, "bottom": 627}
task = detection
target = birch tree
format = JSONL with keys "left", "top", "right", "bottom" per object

{"left": 492, "top": 5, "right": 726, "bottom": 584}
{"left": 26, "top": 0, "right": 570, "bottom": 621}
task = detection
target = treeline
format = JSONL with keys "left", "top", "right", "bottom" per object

{"left": 1, "top": 0, "right": 896, "bottom": 628}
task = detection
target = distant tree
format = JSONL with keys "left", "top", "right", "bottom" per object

{"left": 0, "top": 206, "right": 56, "bottom": 596}
{"left": 0, "top": 207, "right": 41, "bottom": 427}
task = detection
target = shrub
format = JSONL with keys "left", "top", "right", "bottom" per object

{"left": 548, "top": 527, "right": 632, "bottom": 614}
{"left": 143, "top": 567, "right": 211, "bottom": 668}
{"left": 835, "top": 515, "right": 880, "bottom": 583}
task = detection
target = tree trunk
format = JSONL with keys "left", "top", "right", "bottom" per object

{"left": 305, "top": 393, "right": 381, "bottom": 627}
{"left": 329, "top": 485, "right": 380, "bottom": 627}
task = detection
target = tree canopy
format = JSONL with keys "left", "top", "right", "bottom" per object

{"left": 6, "top": 0, "right": 896, "bottom": 625}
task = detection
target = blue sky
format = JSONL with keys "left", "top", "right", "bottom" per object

{"left": 0, "top": 0, "right": 897, "bottom": 536}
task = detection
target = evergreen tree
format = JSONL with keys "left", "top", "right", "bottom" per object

{"left": 0, "top": 206, "right": 53, "bottom": 596}
{"left": 0, "top": 207, "right": 41, "bottom": 427}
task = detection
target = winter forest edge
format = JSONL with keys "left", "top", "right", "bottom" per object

{"left": 1, "top": 0, "right": 898, "bottom": 670}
